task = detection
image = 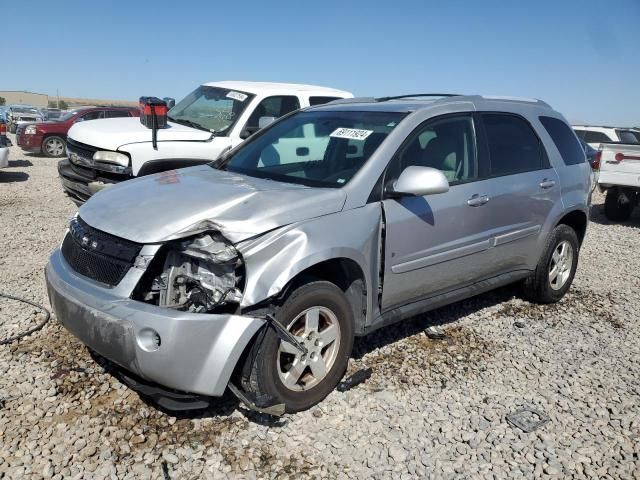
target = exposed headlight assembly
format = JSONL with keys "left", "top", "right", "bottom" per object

{"left": 154, "top": 233, "right": 244, "bottom": 313}
{"left": 25, "top": 125, "right": 37, "bottom": 135}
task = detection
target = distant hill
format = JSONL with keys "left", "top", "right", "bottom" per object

{"left": 58, "top": 96, "right": 138, "bottom": 108}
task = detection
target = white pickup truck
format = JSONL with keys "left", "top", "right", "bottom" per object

{"left": 596, "top": 142, "right": 640, "bottom": 221}
{"left": 59, "top": 81, "right": 353, "bottom": 203}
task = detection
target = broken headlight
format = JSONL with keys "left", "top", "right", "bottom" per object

{"left": 150, "top": 232, "right": 244, "bottom": 313}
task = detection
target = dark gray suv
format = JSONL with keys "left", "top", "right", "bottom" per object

{"left": 46, "top": 94, "right": 591, "bottom": 413}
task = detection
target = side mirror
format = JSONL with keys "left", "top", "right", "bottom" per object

{"left": 258, "top": 116, "right": 277, "bottom": 129}
{"left": 163, "top": 97, "right": 176, "bottom": 109}
{"left": 388, "top": 166, "right": 449, "bottom": 197}
{"left": 239, "top": 129, "right": 253, "bottom": 140}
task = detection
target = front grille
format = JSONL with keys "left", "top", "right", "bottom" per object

{"left": 66, "top": 138, "right": 99, "bottom": 160}
{"left": 61, "top": 217, "right": 142, "bottom": 286}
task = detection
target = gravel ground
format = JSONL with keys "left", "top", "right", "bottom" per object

{"left": 1, "top": 137, "right": 639, "bottom": 479}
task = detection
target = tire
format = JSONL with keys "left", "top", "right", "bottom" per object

{"left": 42, "top": 136, "right": 66, "bottom": 158}
{"left": 522, "top": 224, "right": 579, "bottom": 304}
{"left": 604, "top": 188, "right": 634, "bottom": 222}
{"left": 239, "top": 280, "right": 354, "bottom": 413}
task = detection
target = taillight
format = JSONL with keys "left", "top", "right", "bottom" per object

{"left": 0, "top": 123, "right": 6, "bottom": 135}
{"left": 592, "top": 150, "right": 601, "bottom": 170}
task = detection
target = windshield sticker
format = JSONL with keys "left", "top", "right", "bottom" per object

{"left": 330, "top": 128, "right": 373, "bottom": 141}
{"left": 226, "top": 91, "right": 248, "bottom": 102}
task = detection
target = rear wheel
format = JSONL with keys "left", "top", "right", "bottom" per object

{"left": 43, "top": 136, "right": 66, "bottom": 158}
{"left": 604, "top": 188, "right": 634, "bottom": 221}
{"left": 239, "top": 280, "right": 354, "bottom": 412}
{"left": 523, "top": 224, "right": 579, "bottom": 304}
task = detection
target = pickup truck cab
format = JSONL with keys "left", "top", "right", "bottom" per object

{"left": 61, "top": 81, "right": 353, "bottom": 203}
{"left": 573, "top": 125, "right": 640, "bottom": 149}
{"left": 47, "top": 94, "right": 590, "bottom": 413}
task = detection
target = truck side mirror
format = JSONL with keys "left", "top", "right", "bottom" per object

{"left": 163, "top": 97, "right": 176, "bottom": 109}
{"left": 258, "top": 116, "right": 277, "bottom": 129}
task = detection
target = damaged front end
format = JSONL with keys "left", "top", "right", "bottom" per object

{"left": 135, "top": 232, "right": 245, "bottom": 313}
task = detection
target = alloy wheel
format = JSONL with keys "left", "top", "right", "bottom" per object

{"left": 548, "top": 240, "right": 574, "bottom": 290}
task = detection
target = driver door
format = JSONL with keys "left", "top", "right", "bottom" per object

{"left": 381, "top": 114, "right": 495, "bottom": 309}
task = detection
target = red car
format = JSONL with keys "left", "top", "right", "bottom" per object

{"left": 17, "top": 106, "right": 140, "bottom": 158}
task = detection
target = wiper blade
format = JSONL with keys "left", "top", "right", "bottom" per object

{"left": 168, "top": 117, "right": 210, "bottom": 132}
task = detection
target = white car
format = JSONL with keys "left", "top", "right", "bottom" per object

{"left": 573, "top": 125, "right": 640, "bottom": 149}
{"left": 0, "top": 123, "right": 9, "bottom": 168}
{"left": 60, "top": 81, "right": 353, "bottom": 203}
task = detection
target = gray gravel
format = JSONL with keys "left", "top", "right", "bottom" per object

{"left": 1, "top": 137, "right": 639, "bottom": 479}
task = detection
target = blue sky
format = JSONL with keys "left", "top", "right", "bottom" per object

{"left": 4, "top": 0, "right": 639, "bottom": 125}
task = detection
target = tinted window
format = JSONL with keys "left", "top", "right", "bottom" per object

{"left": 309, "top": 96, "right": 341, "bottom": 106}
{"left": 392, "top": 115, "right": 476, "bottom": 184}
{"left": 616, "top": 129, "right": 640, "bottom": 144}
{"left": 573, "top": 129, "right": 586, "bottom": 140}
{"left": 539, "top": 116, "right": 586, "bottom": 166}
{"left": 482, "top": 114, "right": 543, "bottom": 176}
{"left": 105, "top": 110, "right": 131, "bottom": 118}
{"left": 583, "top": 131, "right": 612, "bottom": 144}
{"left": 246, "top": 96, "right": 301, "bottom": 129}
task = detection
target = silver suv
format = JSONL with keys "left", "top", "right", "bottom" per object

{"left": 46, "top": 94, "right": 591, "bottom": 413}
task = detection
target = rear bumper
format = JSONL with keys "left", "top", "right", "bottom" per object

{"left": 45, "top": 249, "right": 265, "bottom": 396}
{"left": 598, "top": 170, "right": 640, "bottom": 189}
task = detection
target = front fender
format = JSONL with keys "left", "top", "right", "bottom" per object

{"left": 236, "top": 204, "right": 383, "bottom": 326}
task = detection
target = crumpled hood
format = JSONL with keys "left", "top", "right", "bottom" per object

{"left": 79, "top": 165, "right": 347, "bottom": 244}
{"left": 68, "top": 118, "right": 213, "bottom": 151}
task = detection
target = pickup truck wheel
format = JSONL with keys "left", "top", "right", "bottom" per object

{"left": 43, "top": 136, "right": 66, "bottom": 158}
{"left": 522, "top": 224, "right": 579, "bottom": 304}
{"left": 604, "top": 188, "right": 634, "bottom": 221}
{"left": 239, "top": 280, "right": 354, "bottom": 413}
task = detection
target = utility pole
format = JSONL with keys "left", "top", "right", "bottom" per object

{"left": 57, "top": 89, "right": 60, "bottom": 109}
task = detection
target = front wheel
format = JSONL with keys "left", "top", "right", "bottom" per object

{"left": 239, "top": 280, "right": 354, "bottom": 412}
{"left": 42, "top": 136, "right": 66, "bottom": 158}
{"left": 522, "top": 224, "right": 579, "bottom": 304}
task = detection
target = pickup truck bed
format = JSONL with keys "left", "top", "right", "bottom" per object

{"left": 597, "top": 143, "right": 640, "bottom": 220}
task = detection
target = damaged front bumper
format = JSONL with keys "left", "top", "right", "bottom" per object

{"left": 45, "top": 249, "right": 265, "bottom": 397}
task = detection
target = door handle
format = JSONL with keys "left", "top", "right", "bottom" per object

{"left": 467, "top": 194, "right": 489, "bottom": 207}
{"left": 539, "top": 179, "right": 556, "bottom": 189}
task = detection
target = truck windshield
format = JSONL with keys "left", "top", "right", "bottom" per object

{"left": 222, "top": 110, "right": 406, "bottom": 187}
{"left": 168, "top": 86, "right": 255, "bottom": 134}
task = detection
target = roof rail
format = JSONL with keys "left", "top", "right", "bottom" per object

{"left": 376, "top": 93, "right": 461, "bottom": 102}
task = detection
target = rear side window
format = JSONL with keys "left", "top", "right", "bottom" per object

{"left": 573, "top": 129, "right": 586, "bottom": 140}
{"left": 583, "top": 131, "right": 611, "bottom": 144}
{"left": 80, "top": 111, "right": 104, "bottom": 121}
{"left": 309, "top": 96, "right": 341, "bottom": 106}
{"left": 105, "top": 110, "right": 131, "bottom": 118}
{"left": 539, "top": 116, "right": 586, "bottom": 166}
{"left": 482, "top": 113, "right": 543, "bottom": 176}
{"left": 616, "top": 129, "right": 640, "bottom": 144}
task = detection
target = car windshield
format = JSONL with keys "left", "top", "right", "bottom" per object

{"left": 221, "top": 110, "right": 406, "bottom": 187}
{"left": 12, "top": 107, "right": 38, "bottom": 114}
{"left": 58, "top": 110, "right": 84, "bottom": 122}
{"left": 168, "top": 86, "right": 255, "bottom": 134}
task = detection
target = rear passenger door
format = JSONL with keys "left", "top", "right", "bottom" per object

{"left": 476, "top": 113, "right": 560, "bottom": 273}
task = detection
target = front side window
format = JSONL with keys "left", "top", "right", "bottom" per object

{"left": 583, "top": 130, "right": 612, "bottom": 144}
{"left": 80, "top": 111, "right": 104, "bottom": 121}
{"left": 483, "top": 113, "right": 543, "bottom": 176}
{"left": 105, "top": 110, "right": 130, "bottom": 119}
{"left": 223, "top": 110, "right": 405, "bottom": 187}
{"left": 539, "top": 116, "right": 586, "bottom": 166}
{"left": 390, "top": 115, "right": 477, "bottom": 184}
{"left": 245, "top": 96, "right": 301, "bottom": 132}
{"left": 168, "top": 86, "right": 255, "bottom": 134}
